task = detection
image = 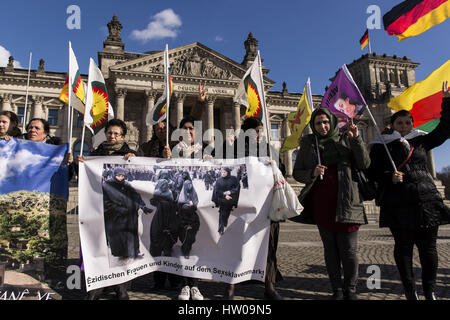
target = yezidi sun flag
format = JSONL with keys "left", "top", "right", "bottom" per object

{"left": 84, "top": 58, "right": 114, "bottom": 147}
{"left": 280, "top": 79, "right": 313, "bottom": 152}
{"left": 321, "top": 65, "right": 367, "bottom": 130}
{"left": 234, "top": 52, "right": 266, "bottom": 121}
{"left": 79, "top": 157, "right": 273, "bottom": 291}
{"left": 146, "top": 45, "right": 173, "bottom": 126}
{"left": 387, "top": 59, "right": 450, "bottom": 132}
{"left": 360, "top": 29, "right": 369, "bottom": 50}
{"left": 383, "top": 0, "right": 450, "bottom": 41}
{"left": 58, "top": 42, "right": 86, "bottom": 114}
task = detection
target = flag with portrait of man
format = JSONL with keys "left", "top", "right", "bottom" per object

{"left": 321, "top": 65, "right": 367, "bottom": 131}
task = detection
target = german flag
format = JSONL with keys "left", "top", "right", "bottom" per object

{"left": 383, "top": 0, "right": 450, "bottom": 41}
{"left": 359, "top": 29, "right": 369, "bottom": 50}
{"left": 387, "top": 60, "right": 450, "bottom": 132}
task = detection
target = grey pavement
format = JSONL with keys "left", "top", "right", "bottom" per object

{"left": 58, "top": 215, "right": 450, "bottom": 301}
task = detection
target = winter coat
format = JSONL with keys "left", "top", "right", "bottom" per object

{"left": 102, "top": 177, "right": 146, "bottom": 258}
{"left": 368, "top": 97, "right": 450, "bottom": 229}
{"left": 293, "top": 133, "right": 370, "bottom": 225}
{"left": 212, "top": 175, "right": 240, "bottom": 209}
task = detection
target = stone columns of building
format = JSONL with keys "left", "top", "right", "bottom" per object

{"left": 283, "top": 113, "right": 293, "bottom": 177}
{"left": 232, "top": 102, "right": 241, "bottom": 130}
{"left": 206, "top": 96, "right": 216, "bottom": 145}
{"left": 115, "top": 88, "right": 127, "bottom": 120}
{"left": 32, "top": 96, "right": 44, "bottom": 119}
{"left": 144, "top": 90, "right": 157, "bottom": 142}
{"left": 1, "top": 93, "right": 13, "bottom": 111}
{"left": 175, "top": 93, "right": 186, "bottom": 127}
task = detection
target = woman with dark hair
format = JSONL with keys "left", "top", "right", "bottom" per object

{"left": 24, "top": 118, "right": 62, "bottom": 145}
{"left": 0, "top": 110, "right": 22, "bottom": 140}
{"left": 368, "top": 81, "right": 450, "bottom": 300}
{"left": 293, "top": 108, "right": 370, "bottom": 300}
{"left": 77, "top": 118, "right": 137, "bottom": 300}
{"left": 223, "top": 116, "right": 285, "bottom": 300}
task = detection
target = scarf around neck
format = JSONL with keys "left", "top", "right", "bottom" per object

{"left": 100, "top": 141, "right": 125, "bottom": 155}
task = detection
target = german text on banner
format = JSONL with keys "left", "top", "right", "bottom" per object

{"left": 0, "top": 139, "right": 69, "bottom": 271}
{"left": 387, "top": 59, "right": 450, "bottom": 132}
{"left": 383, "top": 0, "right": 450, "bottom": 41}
{"left": 321, "top": 65, "right": 367, "bottom": 130}
{"left": 79, "top": 156, "right": 272, "bottom": 291}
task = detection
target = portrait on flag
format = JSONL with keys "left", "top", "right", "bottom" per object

{"left": 321, "top": 65, "right": 367, "bottom": 131}
{"left": 0, "top": 139, "right": 69, "bottom": 270}
{"left": 79, "top": 156, "right": 272, "bottom": 291}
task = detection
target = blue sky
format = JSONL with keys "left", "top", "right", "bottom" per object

{"left": 1, "top": 0, "right": 449, "bottom": 171}
{"left": 0, "top": 139, "right": 68, "bottom": 198}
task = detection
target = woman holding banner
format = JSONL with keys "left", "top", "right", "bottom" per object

{"left": 368, "top": 81, "right": 450, "bottom": 300}
{"left": 293, "top": 108, "right": 370, "bottom": 300}
{"left": 77, "top": 118, "right": 136, "bottom": 300}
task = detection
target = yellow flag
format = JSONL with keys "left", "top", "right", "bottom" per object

{"left": 280, "top": 80, "right": 313, "bottom": 152}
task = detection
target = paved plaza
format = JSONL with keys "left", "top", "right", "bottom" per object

{"left": 57, "top": 214, "right": 449, "bottom": 301}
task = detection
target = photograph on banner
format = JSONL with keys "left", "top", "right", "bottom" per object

{"left": 0, "top": 139, "right": 69, "bottom": 274}
{"left": 79, "top": 156, "right": 272, "bottom": 291}
{"left": 321, "top": 66, "right": 367, "bottom": 131}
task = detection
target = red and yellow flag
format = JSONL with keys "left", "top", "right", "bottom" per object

{"left": 387, "top": 60, "right": 450, "bottom": 132}
{"left": 360, "top": 29, "right": 369, "bottom": 50}
{"left": 383, "top": 0, "right": 450, "bottom": 41}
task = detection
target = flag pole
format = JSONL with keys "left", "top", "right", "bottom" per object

{"left": 79, "top": 122, "right": 86, "bottom": 157}
{"left": 165, "top": 44, "right": 170, "bottom": 147}
{"left": 22, "top": 52, "right": 32, "bottom": 133}
{"left": 306, "top": 78, "right": 323, "bottom": 180}
{"left": 67, "top": 41, "right": 73, "bottom": 147}
{"left": 368, "top": 30, "right": 372, "bottom": 54}
{"left": 257, "top": 50, "right": 272, "bottom": 159}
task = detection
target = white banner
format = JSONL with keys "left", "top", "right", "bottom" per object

{"left": 79, "top": 156, "right": 273, "bottom": 291}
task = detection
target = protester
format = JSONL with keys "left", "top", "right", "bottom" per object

{"left": 0, "top": 110, "right": 22, "bottom": 140}
{"left": 222, "top": 117, "right": 285, "bottom": 300}
{"left": 292, "top": 108, "right": 370, "bottom": 300}
{"left": 368, "top": 81, "right": 450, "bottom": 300}
{"left": 77, "top": 118, "right": 136, "bottom": 300}
{"left": 164, "top": 114, "right": 207, "bottom": 301}
{"left": 24, "top": 118, "right": 63, "bottom": 145}
{"left": 139, "top": 83, "right": 207, "bottom": 294}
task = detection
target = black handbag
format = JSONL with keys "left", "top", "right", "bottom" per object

{"left": 353, "top": 168, "right": 377, "bottom": 201}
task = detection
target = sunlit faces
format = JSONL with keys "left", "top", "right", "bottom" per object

{"left": 314, "top": 114, "right": 331, "bottom": 137}
{"left": 105, "top": 125, "right": 124, "bottom": 143}
{"left": 0, "top": 115, "right": 10, "bottom": 134}
{"left": 392, "top": 115, "right": 413, "bottom": 137}
{"left": 27, "top": 120, "right": 48, "bottom": 142}
{"left": 182, "top": 122, "right": 195, "bottom": 143}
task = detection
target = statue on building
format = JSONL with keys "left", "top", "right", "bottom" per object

{"left": 242, "top": 32, "right": 258, "bottom": 68}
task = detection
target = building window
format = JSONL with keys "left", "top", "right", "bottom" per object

{"left": 73, "top": 141, "right": 89, "bottom": 158}
{"left": 17, "top": 106, "right": 25, "bottom": 125}
{"left": 48, "top": 109, "right": 59, "bottom": 126}
{"left": 271, "top": 123, "right": 279, "bottom": 139}
{"left": 76, "top": 111, "right": 84, "bottom": 128}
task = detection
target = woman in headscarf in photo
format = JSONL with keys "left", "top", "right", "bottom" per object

{"left": 177, "top": 179, "right": 200, "bottom": 259}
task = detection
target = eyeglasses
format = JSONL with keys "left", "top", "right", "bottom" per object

{"left": 106, "top": 131, "right": 122, "bottom": 137}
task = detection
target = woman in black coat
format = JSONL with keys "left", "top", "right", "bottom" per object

{"left": 177, "top": 179, "right": 200, "bottom": 258}
{"left": 368, "top": 81, "right": 450, "bottom": 300}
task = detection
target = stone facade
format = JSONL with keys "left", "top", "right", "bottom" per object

{"left": 0, "top": 15, "right": 443, "bottom": 190}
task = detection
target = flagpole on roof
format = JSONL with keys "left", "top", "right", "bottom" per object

{"left": 256, "top": 50, "right": 272, "bottom": 158}
{"left": 22, "top": 52, "right": 32, "bottom": 133}
{"left": 368, "top": 30, "right": 372, "bottom": 54}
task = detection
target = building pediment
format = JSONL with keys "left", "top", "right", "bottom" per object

{"left": 110, "top": 42, "right": 274, "bottom": 84}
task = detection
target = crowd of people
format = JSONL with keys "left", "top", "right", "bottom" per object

{"left": 1, "top": 81, "right": 449, "bottom": 301}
